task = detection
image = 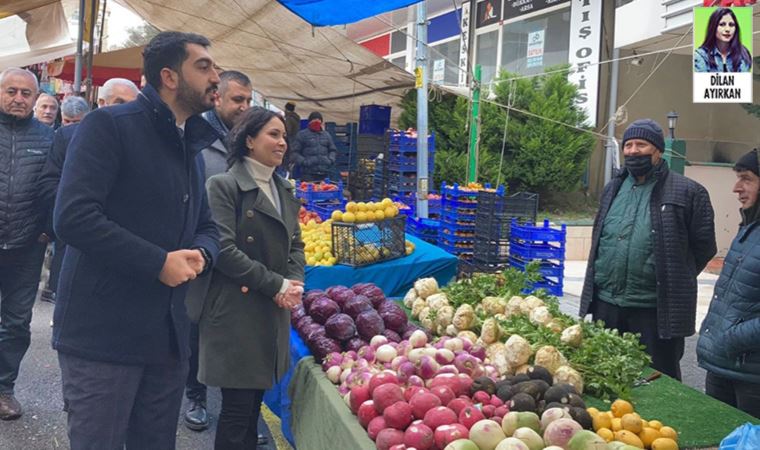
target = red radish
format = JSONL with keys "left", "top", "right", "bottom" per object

{"left": 489, "top": 395, "right": 504, "bottom": 408}
{"left": 404, "top": 386, "right": 427, "bottom": 402}
{"left": 447, "top": 397, "right": 472, "bottom": 417}
{"left": 491, "top": 415, "right": 503, "bottom": 424}
{"left": 359, "top": 400, "right": 380, "bottom": 428}
{"left": 472, "top": 391, "right": 490, "bottom": 405}
{"left": 493, "top": 405, "right": 509, "bottom": 418}
{"left": 368, "top": 416, "right": 387, "bottom": 440}
{"left": 430, "top": 385, "right": 455, "bottom": 406}
{"left": 350, "top": 385, "right": 371, "bottom": 414}
{"left": 458, "top": 406, "right": 485, "bottom": 430}
{"left": 376, "top": 428, "right": 405, "bottom": 450}
{"left": 428, "top": 374, "right": 459, "bottom": 394}
{"left": 423, "top": 406, "right": 458, "bottom": 430}
{"left": 373, "top": 383, "right": 405, "bottom": 413}
{"left": 369, "top": 372, "right": 399, "bottom": 395}
{"left": 384, "top": 401, "right": 413, "bottom": 430}
{"left": 409, "top": 392, "right": 441, "bottom": 419}
{"left": 481, "top": 404, "right": 495, "bottom": 418}
{"left": 457, "top": 374, "right": 474, "bottom": 396}
{"left": 403, "top": 423, "right": 434, "bottom": 450}
{"left": 433, "top": 423, "right": 469, "bottom": 449}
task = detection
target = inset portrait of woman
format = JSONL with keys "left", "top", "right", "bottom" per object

{"left": 694, "top": 7, "right": 752, "bottom": 73}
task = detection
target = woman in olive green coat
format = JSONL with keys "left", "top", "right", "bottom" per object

{"left": 199, "top": 107, "right": 305, "bottom": 449}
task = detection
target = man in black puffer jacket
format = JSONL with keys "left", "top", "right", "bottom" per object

{"left": 697, "top": 148, "right": 760, "bottom": 419}
{"left": 290, "top": 111, "right": 338, "bottom": 181}
{"left": 0, "top": 68, "right": 55, "bottom": 420}
{"left": 580, "top": 119, "right": 717, "bottom": 380}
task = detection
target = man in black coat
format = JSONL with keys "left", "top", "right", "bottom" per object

{"left": 52, "top": 32, "right": 221, "bottom": 448}
{"left": 580, "top": 119, "right": 717, "bottom": 380}
{"left": 0, "top": 68, "right": 55, "bottom": 420}
{"left": 37, "top": 78, "right": 139, "bottom": 305}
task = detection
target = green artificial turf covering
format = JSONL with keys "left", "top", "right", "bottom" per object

{"left": 583, "top": 371, "right": 760, "bottom": 449}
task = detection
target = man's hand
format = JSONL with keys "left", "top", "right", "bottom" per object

{"left": 186, "top": 249, "right": 206, "bottom": 275}
{"left": 159, "top": 250, "right": 202, "bottom": 287}
{"left": 275, "top": 280, "right": 304, "bottom": 310}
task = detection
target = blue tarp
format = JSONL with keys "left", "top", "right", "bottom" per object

{"left": 277, "top": 0, "right": 422, "bottom": 26}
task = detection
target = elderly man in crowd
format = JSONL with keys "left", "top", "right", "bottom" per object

{"left": 0, "top": 68, "right": 55, "bottom": 419}
{"left": 33, "top": 92, "right": 59, "bottom": 127}
{"left": 60, "top": 96, "right": 90, "bottom": 126}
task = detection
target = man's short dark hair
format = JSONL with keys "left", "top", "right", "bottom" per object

{"left": 143, "top": 31, "right": 211, "bottom": 89}
{"left": 219, "top": 70, "right": 251, "bottom": 93}
{"left": 285, "top": 102, "right": 295, "bottom": 112}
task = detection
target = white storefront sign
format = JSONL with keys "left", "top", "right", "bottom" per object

{"left": 568, "top": 0, "right": 602, "bottom": 127}
{"left": 458, "top": 1, "right": 471, "bottom": 87}
{"left": 433, "top": 59, "right": 446, "bottom": 83}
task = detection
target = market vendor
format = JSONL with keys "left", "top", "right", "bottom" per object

{"left": 697, "top": 148, "right": 760, "bottom": 419}
{"left": 289, "top": 111, "right": 338, "bottom": 181}
{"left": 580, "top": 118, "right": 717, "bottom": 380}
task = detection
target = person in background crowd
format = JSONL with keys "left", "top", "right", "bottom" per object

{"left": 60, "top": 96, "right": 90, "bottom": 126}
{"left": 183, "top": 69, "right": 252, "bottom": 433}
{"left": 0, "top": 68, "right": 55, "bottom": 420}
{"left": 52, "top": 32, "right": 221, "bottom": 448}
{"left": 282, "top": 101, "right": 300, "bottom": 172}
{"left": 290, "top": 111, "right": 337, "bottom": 182}
{"left": 580, "top": 119, "right": 717, "bottom": 380}
{"left": 199, "top": 107, "right": 305, "bottom": 449}
{"left": 38, "top": 78, "right": 139, "bottom": 305}
{"left": 694, "top": 7, "right": 752, "bottom": 73}
{"left": 697, "top": 148, "right": 760, "bottom": 419}
{"left": 33, "top": 92, "right": 59, "bottom": 127}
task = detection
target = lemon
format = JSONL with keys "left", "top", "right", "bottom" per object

{"left": 611, "top": 418, "right": 623, "bottom": 432}
{"left": 345, "top": 201, "right": 357, "bottom": 213}
{"left": 331, "top": 210, "right": 343, "bottom": 221}
{"left": 342, "top": 212, "right": 356, "bottom": 223}
{"left": 613, "top": 430, "right": 644, "bottom": 448}
{"left": 647, "top": 420, "right": 663, "bottom": 431}
{"left": 651, "top": 437, "right": 679, "bottom": 450}
{"left": 639, "top": 427, "right": 661, "bottom": 448}
{"left": 611, "top": 399, "right": 634, "bottom": 418}
{"left": 374, "top": 210, "right": 385, "bottom": 221}
{"left": 597, "top": 428, "right": 614, "bottom": 442}
{"left": 356, "top": 211, "right": 368, "bottom": 223}
{"left": 357, "top": 202, "right": 367, "bottom": 212}
{"left": 593, "top": 413, "right": 612, "bottom": 431}
{"left": 622, "top": 413, "right": 643, "bottom": 433}
{"left": 587, "top": 407, "right": 601, "bottom": 418}
{"left": 658, "top": 427, "right": 678, "bottom": 442}
{"left": 381, "top": 198, "right": 393, "bottom": 207}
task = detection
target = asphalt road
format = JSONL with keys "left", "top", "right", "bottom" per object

{"left": 0, "top": 293, "right": 706, "bottom": 449}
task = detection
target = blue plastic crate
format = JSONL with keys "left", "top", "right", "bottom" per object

{"left": 510, "top": 219, "right": 567, "bottom": 243}
{"left": 437, "top": 239, "right": 474, "bottom": 257}
{"left": 439, "top": 228, "right": 475, "bottom": 244}
{"left": 360, "top": 104, "right": 391, "bottom": 122}
{"left": 296, "top": 179, "right": 344, "bottom": 203}
{"left": 407, "top": 217, "right": 439, "bottom": 239}
{"left": 311, "top": 200, "right": 345, "bottom": 221}
{"left": 440, "top": 215, "right": 475, "bottom": 230}
{"left": 388, "top": 131, "right": 434, "bottom": 147}
{"left": 441, "top": 208, "right": 477, "bottom": 222}
{"left": 525, "top": 277, "right": 563, "bottom": 297}
{"left": 509, "top": 240, "right": 565, "bottom": 260}
{"left": 509, "top": 256, "right": 565, "bottom": 278}
{"left": 359, "top": 119, "right": 389, "bottom": 136}
{"left": 439, "top": 218, "right": 475, "bottom": 235}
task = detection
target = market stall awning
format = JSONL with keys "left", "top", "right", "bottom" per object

{"left": 276, "top": 0, "right": 421, "bottom": 26}
{"left": 51, "top": 45, "right": 143, "bottom": 87}
{"left": 121, "top": 0, "right": 415, "bottom": 123}
{"left": 0, "top": 1, "right": 75, "bottom": 68}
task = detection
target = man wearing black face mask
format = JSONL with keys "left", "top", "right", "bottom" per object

{"left": 580, "top": 119, "right": 717, "bottom": 380}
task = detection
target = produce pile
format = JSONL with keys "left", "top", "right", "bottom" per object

{"left": 404, "top": 274, "right": 651, "bottom": 401}
{"left": 299, "top": 206, "right": 323, "bottom": 225}
{"left": 292, "top": 283, "right": 430, "bottom": 360}
{"left": 297, "top": 180, "right": 341, "bottom": 193}
{"left": 331, "top": 198, "right": 402, "bottom": 224}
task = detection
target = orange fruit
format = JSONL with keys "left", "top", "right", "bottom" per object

{"left": 622, "top": 413, "right": 643, "bottom": 433}
{"left": 614, "top": 430, "right": 645, "bottom": 448}
{"left": 648, "top": 420, "right": 663, "bottom": 430}
{"left": 639, "top": 427, "right": 661, "bottom": 448}
{"left": 587, "top": 407, "right": 601, "bottom": 418}
{"left": 611, "top": 418, "right": 623, "bottom": 432}
{"left": 611, "top": 399, "right": 635, "bottom": 418}
{"left": 596, "top": 428, "right": 614, "bottom": 442}
{"left": 593, "top": 413, "right": 612, "bottom": 431}
{"left": 658, "top": 427, "right": 678, "bottom": 442}
{"left": 651, "top": 437, "right": 679, "bottom": 450}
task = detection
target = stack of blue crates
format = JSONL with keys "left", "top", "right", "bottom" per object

{"left": 386, "top": 131, "right": 435, "bottom": 198}
{"left": 473, "top": 188, "right": 538, "bottom": 273}
{"left": 359, "top": 105, "right": 391, "bottom": 136}
{"left": 295, "top": 179, "right": 346, "bottom": 221}
{"left": 325, "top": 122, "right": 358, "bottom": 173}
{"left": 509, "top": 219, "right": 566, "bottom": 297}
{"left": 438, "top": 183, "right": 482, "bottom": 262}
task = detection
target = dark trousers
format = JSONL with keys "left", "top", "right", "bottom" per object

{"left": 0, "top": 243, "right": 46, "bottom": 394}
{"left": 58, "top": 352, "right": 188, "bottom": 450}
{"left": 591, "top": 300, "right": 685, "bottom": 380}
{"left": 185, "top": 322, "right": 207, "bottom": 402}
{"left": 47, "top": 240, "right": 66, "bottom": 294}
{"left": 215, "top": 388, "right": 265, "bottom": 450}
{"left": 705, "top": 372, "right": 760, "bottom": 419}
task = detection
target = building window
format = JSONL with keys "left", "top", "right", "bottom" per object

{"left": 428, "top": 38, "right": 460, "bottom": 86}
{"left": 500, "top": 9, "right": 570, "bottom": 77}
{"left": 476, "top": 30, "right": 499, "bottom": 84}
{"left": 391, "top": 30, "right": 406, "bottom": 54}
{"left": 391, "top": 56, "right": 406, "bottom": 70}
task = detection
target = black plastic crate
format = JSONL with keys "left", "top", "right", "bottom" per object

{"left": 332, "top": 215, "right": 406, "bottom": 267}
{"left": 474, "top": 237, "right": 510, "bottom": 264}
{"left": 477, "top": 190, "right": 538, "bottom": 224}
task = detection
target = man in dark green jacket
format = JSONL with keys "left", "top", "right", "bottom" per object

{"left": 697, "top": 148, "right": 760, "bottom": 419}
{"left": 580, "top": 119, "right": 717, "bottom": 380}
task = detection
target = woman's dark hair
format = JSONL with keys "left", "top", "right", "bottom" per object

{"left": 699, "top": 8, "right": 752, "bottom": 71}
{"left": 143, "top": 31, "right": 211, "bottom": 89}
{"left": 227, "top": 107, "right": 286, "bottom": 166}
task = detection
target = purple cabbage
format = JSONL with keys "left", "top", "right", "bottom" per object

{"left": 382, "top": 329, "right": 402, "bottom": 343}
{"left": 309, "top": 298, "right": 340, "bottom": 325}
{"left": 325, "top": 313, "right": 357, "bottom": 341}
{"left": 354, "top": 284, "right": 385, "bottom": 309}
{"left": 379, "top": 307, "right": 408, "bottom": 333}
{"left": 355, "top": 310, "right": 385, "bottom": 340}
{"left": 326, "top": 285, "right": 351, "bottom": 299}
{"left": 310, "top": 336, "right": 342, "bottom": 362}
{"left": 303, "top": 290, "right": 325, "bottom": 313}
{"left": 344, "top": 337, "right": 368, "bottom": 352}
{"left": 342, "top": 295, "right": 373, "bottom": 318}
{"left": 290, "top": 305, "right": 307, "bottom": 326}
{"left": 328, "top": 288, "right": 356, "bottom": 307}
{"left": 295, "top": 316, "right": 315, "bottom": 334}
{"left": 303, "top": 323, "right": 325, "bottom": 342}
{"left": 351, "top": 283, "right": 375, "bottom": 294}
